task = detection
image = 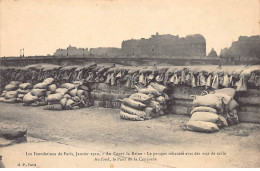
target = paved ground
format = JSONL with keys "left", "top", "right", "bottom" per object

{"left": 0, "top": 103, "right": 260, "bottom": 168}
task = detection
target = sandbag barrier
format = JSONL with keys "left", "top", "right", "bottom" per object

{"left": 0, "top": 64, "right": 259, "bottom": 95}
{"left": 186, "top": 88, "right": 240, "bottom": 133}
{"left": 0, "top": 78, "right": 93, "bottom": 110}
{"left": 119, "top": 82, "right": 170, "bottom": 121}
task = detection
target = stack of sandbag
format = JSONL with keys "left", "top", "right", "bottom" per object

{"left": 186, "top": 88, "right": 238, "bottom": 133}
{"left": 23, "top": 78, "right": 55, "bottom": 106}
{"left": 17, "top": 82, "right": 33, "bottom": 102}
{"left": 120, "top": 94, "right": 151, "bottom": 121}
{"left": 120, "top": 82, "right": 169, "bottom": 121}
{"left": 0, "top": 81, "right": 22, "bottom": 103}
{"left": 44, "top": 81, "right": 91, "bottom": 110}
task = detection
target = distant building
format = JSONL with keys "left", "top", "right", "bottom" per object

{"left": 121, "top": 32, "right": 206, "bottom": 57}
{"left": 208, "top": 48, "right": 218, "bottom": 57}
{"left": 89, "top": 47, "right": 122, "bottom": 57}
{"left": 54, "top": 45, "right": 88, "bottom": 56}
{"left": 220, "top": 35, "right": 260, "bottom": 60}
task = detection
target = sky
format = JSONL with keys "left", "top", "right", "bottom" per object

{"left": 0, "top": 0, "right": 259, "bottom": 57}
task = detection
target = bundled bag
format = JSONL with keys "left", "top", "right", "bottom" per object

{"left": 214, "top": 88, "right": 236, "bottom": 98}
{"left": 33, "top": 82, "right": 48, "bottom": 89}
{"left": 191, "top": 106, "right": 217, "bottom": 115}
{"left": 121, "top": 104, "right": 146, "bottom": 118}
{"left": 3, "top": 98, "right": 17, "bottom": 103}
{"left": 48, "top": 84, "right": 57, "bottom": 93}
{"left": 193, "top": 94, "right": 223, "bottom": 111}
{"left": 46, "top": 93, "right": 63, "bottom": 102}
{"left": 10, "top": 81, "right": 22, "bottom": 86}
{"left": 43, "top": 78, "right": 54, "bottom": 85}
{"left": 69, "top": 88, "right": 78, "bottom": 97}
{"left": 60, "top": 98, "right": 68, "bottom": 107}
{"left": 129, "top": 93, "right": 151, "bottom": 104}
{"left": 214, "top": 93, "right": 232, "bottom": 105}
{"left": 135, "top": 85, "right": 161, "bottom": 97}
{"left": 31, "top": 89, "right": 46, "bottom": 97}
{"left": 18, "top": 89, "right": 30, "bottom": 94}
{"left": 186, "top": 121, "right": 219, "bottom": 133}
{"left": 212, "top": 75, "right": 219, "bottom": 89}
{"left": 120, "top": 110, "right": 144, "bottom": 121}
{"left": 222, "top": 74, "right": 230, "bottom": 87}
{"left": 190, "top": 112, "right": 220, "bottom": 123}
{"left": 236, "top": 76, "right": 247, "bottom": 92}
{"left": 23, "top": 92, "right": 38, "bottom": 104}
{"left": 76, "top": 90, "right": 84, "bottom": 97}
{"left": 122, "top": 98, "right": 146, "bottom": 110}
{"left": 55, "top": 88, "right": 69, "bottom": 95}
{"left": 149, "top": 82, "right": 166, "bottom": 93}
{"left": 5, "top": 84, "right": 18, "bottom": 91}
{"left": 144, "top": 107, "right": 157, "bottom": 119}
{"left": 5, "top": 91, "right": 18, "bottom": 99}
{"left": 61, "top": 83, "right": 76, "bottom": 90}
{"left": 19, "top": 83, "right": 33, "bottom": 90}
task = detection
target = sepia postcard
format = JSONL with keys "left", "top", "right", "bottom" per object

{"left": 0, "top": 0, "right": 260, "bottom": 168}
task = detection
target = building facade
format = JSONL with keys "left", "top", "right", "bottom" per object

{"left": 121, "top": 33, "right": 206, "bottom": 57}
{"left": 220, "top": 35, "right": 260, "bottom": 59}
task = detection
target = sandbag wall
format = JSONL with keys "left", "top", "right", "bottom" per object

{"left": 0, "top": 64, "right": 259, "bottom": 123}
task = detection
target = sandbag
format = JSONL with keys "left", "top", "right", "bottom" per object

{"left": 193, "top": 94, "right": 223, "bottom": 111}
{"left": 135, "top": 85, "right": 161, "bottom": 97}
{"left": 5, "top": 84, "right": 18, "bottom": 91}
{"left": 122, "top": 98, "right": 146, "bottom": 110}
{"left": 190, "top": 112, "right": 220, "bottom": 123}
{"left": 121, "top": 104, "right": 146, "bottom": 118}
{"left": 76, "top": 89, "right": 84, "bottom": 97}
{"left": 191, "top": 106, "right": 217, "bottom": 115}
{"left": 214, "top": 93, "right": 232, "bottom": 105}
{"left": 55, "top": 88, "right": 69, "bottom": 95}
{"left": 149, "top": 82, "right": 167, "bottom": 93}
{"left": 186, "top": 121, "right": 219, "bottom": 133}
{"left": 46, "top": 93, "right": 63, "bottom": 102}
{"left": 18, "top": 94, "right": 25, "bottom": 98}
{"left": 33, "top": 82, "right": 48, "bottom": 89}
{"left": 5, "top": 91, "right": 18, "bottom": 99}
{"left": 66, "top": 99, "right": 75, "bottom": 107}
{"left": 43, "top": 104, "right": 63, "bottom": 111}
{"left": 214, "top": 88, "right": 236, "bottom": 98}
{"left": 1, "top": 91, "right": 6, "bottom": 97}
{"left": 9, "top": 81, "right": 22, "bottom": 86}
{"left": 48, "top": 84, "right": 57, "bottom": 93}
{"left": 0, "top": 97, "right": 5, "bottom": 102}
{"left": 18, "top": 89, "right": 30, "bottom": 94}
{"left": 23, "top": 92, "right": 38, "bottom": 104}
{"left": 72, "top": 96, "right": 80, "bottom": 102}
{"left": 218, "top": 115, "right": 228, "bottom": 128}
{"left": 120, "top": 110, "right": 144, "bottom": 121}
{"left": 63, "top": 94, "right": 72, "bottom": 99}
{"left": 129, "top": 93, "right": 151, "bottom": 104}
{"left": 60, "top": 98, "right": 67, "bottom": 107}
{"left": 69, "top": 88, "right": 78, "bottom": 97}
{"left": 3, "top": 98, "right": 17, "bottom": 103}
{"left": 227, "top": 99, "right": 239, "bottom": 112}
{"left": 43, "top": 78, "right": 54, "bottom": 85}
{"left": 61, "top": 83, "right": 75, "bottom": 90}
{"left": 31, "top": 89, "right": 46, "bottom": 97}
{"left": 46, "top": 91, "right": 52, "bottom": 96}
{"left": 19, "top": 83, "right": 33, "bottom": 90}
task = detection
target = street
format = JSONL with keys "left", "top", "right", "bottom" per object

{"left": 0, "top": 103, "right": 260, "bottom": 167}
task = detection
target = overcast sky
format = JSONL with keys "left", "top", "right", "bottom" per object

{"left": 0, "top": 0, "right": 259, "bottom": 57}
